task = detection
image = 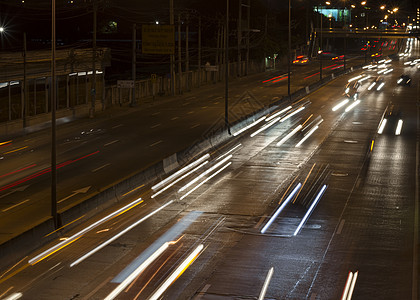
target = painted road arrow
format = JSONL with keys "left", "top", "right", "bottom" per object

{"left": 58, "top": 186, "right": 91, "bottom": 204}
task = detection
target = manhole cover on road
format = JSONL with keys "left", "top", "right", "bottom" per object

{"left": 332, "top": 172, "right": 349, "bottom": 177}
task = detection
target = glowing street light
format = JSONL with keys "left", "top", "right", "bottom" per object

{"left": 0, "top": 27, "right": 4, "bottom": 33}
{"left": 380, "top": 5, "right": 385, "bottom": 10}
{"left": 325, "top": 1, "right": 331, "bottom": 5}
{"left": 361, "top": 1, "right": 366, "bottom": 5}
{"left": 393, "top": 7, "right": 398, "bottom": 12}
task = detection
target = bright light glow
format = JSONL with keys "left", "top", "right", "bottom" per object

{"left": 3, "top": 293, "right": 23, "bottom": 300}
{"left": 261, "top": 183, "right": 302, "bottom": 234}
{"left": 276, "top": 125, "right": 303, "bottom": 146}
{"left": 251, "top": 117, "right": 281, "bottom": 137}
{"left": 384, "top": 59, "right": 392, "bottom": 63}
{"left": 279, "top": 107, "right": 305, "bottom": 122}
{"left": 348, "top": 75, "right": 363, "bottom": 82}
{"left": 293, "top": 185, "right": 327, "bottom": 236}
{"left": 216, "top": 144, "right": 241, "bottom": 160}
{"left": 70, "top": 201, "right": 173, "bottom": 267}
{"left": 265, "top": 106, "right": 292, "bottom": 121}
{"left": 358, "top": 75, "right": 371, "bottom": 83}
{"left": 0, "top": 27, "right": 4, "bottom": 33}
{"left": 232, "top": 116, "right": 266, "bottom": 136}
{"left": 377, "top": 68, "right": 387, "bottom": 74}
{"left": 152, "top": 154, "right": 210, "bottom": 191}
{"left": 345, "top": 87, "right": 350, "bottom": 94}
{"left": 376, "top": 82, "right": 385, "bottom": 90}
{"left": 383, "top": 68, "right": 393, "bottom": 74}
{"left": 342, "top": 271, "right": 359, "bottom": 300}
{"left": 404, "top": 61, "right": 412, "bottom": 65}
{"left": 179, "top": 155, "right": 232, "bottom": 192}
{"left": 378, "top": 118, "right": 387, "bottom": 134}
{"left": 151, "top": 161, "right": 209, "bottom": 198}
{"left": 395, "top": 119, "right": 403, "bottom": 135}
{"left": 367, "top": 82, "right": 376, "bottom": 90}
{"left": 345, "top": 100, "right": 360, "bottom": 112}
{"left": 377, "top": 59, "right": 386, "bottom": 63}
{"left": 258, "top": 267, "right": 274, "bottom": 300}
{"left": 180, "top": 162, "right": 231, "bottom": 200}
{"left": 148, "top": 244, "right": 204, "bottom": 300}
{"left": 399, "top": 53, "right": 405, "bottom": 57}
{"left": 348, "top": 271, "right": 359, "bottom": 299}
{"left": 397, "top": 78, "right": 403, "bottom": 84}
{"left": 29, "top": 198, "right": 143, "bottom": 265}
{"left": 295, "top": 125, "right": 319, "bottom": 147}
{"left": 104, "top": 242, "right": 169, "bottom": 300}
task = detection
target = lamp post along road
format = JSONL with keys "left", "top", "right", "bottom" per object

{"left": 288, "top": 0, "right": 291, "bottom": 98}
{"left": 51, "top": 0, "right": 58, "bottom": 229}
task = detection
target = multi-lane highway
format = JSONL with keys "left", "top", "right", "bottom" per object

{"left": 0, "top": 38, "right": 418, "bottom": 299}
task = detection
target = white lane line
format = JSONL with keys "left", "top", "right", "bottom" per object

{"left": 193, "top": 284, "right": 211, "bottom": 300}
{"left": 191, "top": 124, "right": 200, "bottom": 129}
{"left": 150, "top": 140, "right": 163, "bottom": 147}
{"left": 104, "top": 140, "right": 119, "bottom": 147}
{"left": 2, "top": 199, "right": 30, "bottom": 212}
{"left": 336, "top": 219, "right": 345, "bottom": 234}
{"left": 258, "top": 267, "right": 274, "bottom": 300}
{"left": 171, "top": 117, "right": 179, "bottom": 120}
{"left": 112, "top": 124, "right": 123, "bottom": 129}
{"left": 91, "top": 163, "right": 111, "bottom": 173}
{"left": 150, "top": 124, "right": 161, "bottom": 129}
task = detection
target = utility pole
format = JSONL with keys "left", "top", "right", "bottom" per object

{"left": 170, "top": 0, "right": 175, "bottom": 95}
{"left": 288, "top": 0, "right": 291, "bottom": 98}
{"left": 23, "top": 32, "right": 27, "bottom": 128}
{"left": 245, "top": 0, "right": 250, "bottom": 75}
{"left": 264, "top": 13, "right": 267, "bottom": 72}
{"left": 319, "top": 6, "right": 323, "bottom": 81}
{"left": 225, "top": 0, "right": 230, "bottom": 134}
{"left": 51, "top": 0, "right": 58, "bottom": 229}
{"left": 237, "top": 0, "right": 242, "bottom": 77}
{"left": 198, "top": 16, "right": 201, "bottom": 87}
{"left": 186, "top": 14, "right": 189, "bottom": 91}
{"left": 216, "top": 23, "right": 220, "bottom": 83}
{"left": 178, "top": 14, "right": 183, "bottom": 94}
{"left": 131, "top": 24, "right": 136, "bottom": 106}
{"left": 89, "top": 0, "right": 97, "bottom": 118}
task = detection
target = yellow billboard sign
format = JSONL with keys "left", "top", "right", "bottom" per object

{"left": 142, "top": 25, "right": 175, "bottom": 54}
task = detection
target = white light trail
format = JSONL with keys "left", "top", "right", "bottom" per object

{"left": 216, "top": 143, "right": 242, "bottom": 160}
{"left": 179, "top": 155, "right": 232, "bottom": 192}
{"left": 258, "top": 267, "right": 274, "bottom": 300}
{"left": 341, "top": 271, "right": 359, "bottom": 300}
{"left": 148, "top": 244, "right": 204, "bottom": 300}
{"left": 384, "top": 59, "right": 392, "bottom": 63}
{"left": 377, "top": 59, "right": 386, "bottom": 63}
{"left": 293, "top": 185, "right": 327, "bottom": 236}
{"left": 279, "top": 107, "right": 305, "bottom": 123}
{"left": 376, "top": 82, "right": 385, "bottom": 90}
{"left": 345, "top": 87, "right": 350, "bottom": 94}
{"left": 151, "top": 161, "right": 209, "bottom": 198}
{"left": 276, "top": 125, "right": 303, "bottom": 146}
{"left": 232, "top": 116, "right": 266, "bottom": 136}
{"left": 397, "top": 78, "right": 403, "bottom": 84}
{"left": 332, "top": 99, "right": 349, "bottom": 111}
{"left": 251, "top": 117, "right": 281, "bottom": 137}
{"left": 377, "top": 68, "right": 387, "bottom": 74}
{"left": 344, "top": 100, "right": 360, "bottom": 112}
{"left": 377, "top": 63, "right": 387, "bottom": 68}
{"left": 367, "top": 82, "right": 376, "bottom": 90}
{"left": 265, "top": 106, "right": 292, "bottom": 121}
{"left": 383, "top": 68, "right": 393, "bottom": 74}
{"left": 378, "top": 118, "right": 387, "bottom": 134}
{"left": 179, "top": 162, "right": 231, "bottom": 200}
{"left": 29, "top": 198, "right": 143, "bottom": 265}
{"left": 358, "top": 75, "right": 370, "bottom": 83}
{"left": 152, "top": 154, "right": 210, "bottom": 191}
{"left": 104, "top": 242, "right": 170, "bottom": 300}
{"left": 348, "top": 75, "right": 363, "bottom": 82}
{"left": 261, "top": 183, "right": 302, "bottom": 234}
{"left": 404, "top": 61, "right": 412, "bottom": 65}
{"left": 4, "top": 293, "right": 23, "bottom": 300}
{"left": 395, "top": 119, "right": 403, "bottom": 135}
{"left": 295, "top": 125, "right": 319, "bottom": 147}
{"left": 70, "top": 201, "right": 173, "bottom": 267}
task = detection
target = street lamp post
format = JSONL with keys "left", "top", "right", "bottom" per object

{"left": 288, "top": 0, "right": 291, "bottom": 99}
{"left": 51, "top": 0, "right": 58, "bottom": 229}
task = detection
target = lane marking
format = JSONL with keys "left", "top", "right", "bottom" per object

{"left": 191, "top": 124, "right": 200, "bottom": 129}
{"left": 336, "top": 219, "right": 345, "bottom": 235}
{"left": 91, "top": 163, "right": 111, "bottom": 173}
{"left": 122, "top": 184, "right": 145, "bottom": 197}
{"left": 104, "top": 140, "right": 119, "bottom": 147}
{"left": 3, "top": 146, "right": 28, "bottom": 155}
{"left": 2, "top": 199, "right": 30, "bottom": 213}
{"left": 254, "top": 216, "right": 266, "bottom": 229}
{"left": 112, "top": 124, "right": 123, "bottom": 129}
{"left": 150, "top": 124, "right": 161, "bottom": 129}
{"left": 150, "top": 140, "right": 163, "bottom": 147}
{"left": 171, "top": 117, "right": 179, "bottom": 120}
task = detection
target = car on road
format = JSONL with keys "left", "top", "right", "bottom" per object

{"left": 293, "top": 55, "right": 309, "bottom": 65}
{"left": 344, "top": 81, "right": 360, "bottom": 100}
{"left": 397, "top": 75, "right": 411, "bottom": 86}
{"left": 378, "top": 102, "right": 403, "bottom": 135}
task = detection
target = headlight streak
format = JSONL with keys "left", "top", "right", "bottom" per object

{"left": 232, "top": 116, "right": 266, "bottom": 136}
{"left": 357, "top": 75, "right": 370, "bottom": 83}
{"left": 178, "top": 155, "right": 232, "bottom": 193}
{"left": 344, "top": 100, "right": 360, "bottom": 112}
{"left": 397, "top": 78, "right": 403, "bottom": 84}
{"left": 265, "top": 106, "right": 292, "bottom": 122}
{"left": 293, "top": 184, "right": 327, "bottom": 236}
{"left": 295, "top": 125, "right": 319, "bottom": 147}
{"left": 345, "top": 87, "right": 350, "bottom": 94}
{"left": 378, "top": 118, "right": 387, "bottom": 134}
{"left": 367, "top": 82, "right": 376, "bottom": 90}
{"left": 151, "top": 161, "right": 209, "bottom": 198}
{"left": 383, "top": 68, "right": 393, "bottom": 74}
{"left": 377, "top": 59, "right": 385, "bottom": 63}
{"left": 3, "top": 293, "right": 23, "bottom": 300}
{"left": 276, "top": 125, "right": 303, "bottom": 147}
{"left": 384, "top": 59, "right": 392, "bottom": 63}
{"left": 215, "top": 143, "right": 241, "bottom": 160}
{"left": 377, "top": 68, "right": 387, "bottom": 74}
{"left": 376, "top": 82, "right": 385, "bottom": 91}
{"left": 332, "top": 99, "right": 350, "bottom": 111}
{"left": 404, "top": 61, "right": 412, "bottom": 65}
{"left": 341, "top": 271, "right": 359, "bottom": 300}
{"left": 258, "top": 267, "right": 274, "bottom": 300}
{"left": 104, "top": 242, "right": 170, "bottom": 300}
{"left": 151, "top": 154, "right": 210, "bottom": 191}
{"left": 395, "top": 119, "right": 403, "bottom": 135}
{"left": 377, "top": 63, "right": 387, "bottom": 68}
{"left": 251, "top": 117, "right": 281, "bottom": 137}
{"left": 69, "top": 200, "right": 173, "bottom": 267}
{"left": 347, "top": 75, "right": 363, "bottom": 82}
{"left": 179, "top": 162, "right": 231, "bottom": 200}
{"left": 148, "top": 244, "right": 204, "bottom": 300}
{"left": 279, "top": 107, "right": 305, "bottom": 123}
{"left": 260, "top": 183, "right": 302, "bottom": 234}
{"left": 28, "top": 198, "right": 143, "bottom": 265}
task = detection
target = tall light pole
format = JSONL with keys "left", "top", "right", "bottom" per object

{"left": 225, "top": 0, "right": 230, "bottom": 134}
{"left": 287, "top": 0, "right": 291, "bottom": 99}
{"left": 51, "top": 0, "right": 58, "bottom": 229}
